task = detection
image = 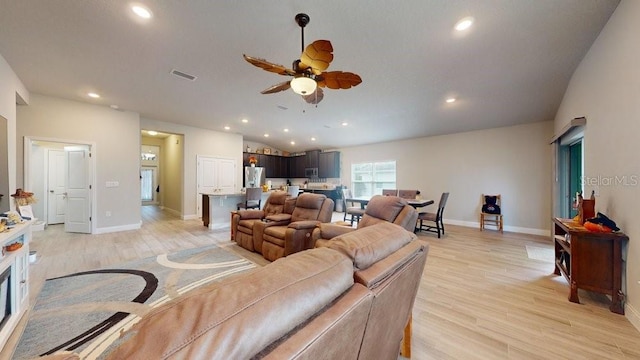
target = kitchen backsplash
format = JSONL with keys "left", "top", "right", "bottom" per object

{"left": 265, "top": 177, "right": 341, "bottom": 190}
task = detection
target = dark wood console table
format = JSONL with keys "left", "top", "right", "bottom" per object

{"left": 552, "top": 217, "right": 628, "bottom": 314}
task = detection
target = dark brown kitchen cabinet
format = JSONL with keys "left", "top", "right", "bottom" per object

{"left": 305, "top": 150, "right": 320, "bottom": 168}
{"left": 288, "top": 155, "right": 306, "bottom": 178}
{"left": 319, "top": 151, "right": 340, "bottom": 178}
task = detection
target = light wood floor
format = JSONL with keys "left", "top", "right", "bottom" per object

{"left": 2, "top": 206, "right": 640, "bottom": 359}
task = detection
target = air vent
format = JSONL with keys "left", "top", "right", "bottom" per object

{"left": 170, "top": 69, "right": 197, "bottom": 81}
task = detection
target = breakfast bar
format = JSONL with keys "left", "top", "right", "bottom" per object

{"left": 201, "top": 192, "right": 271, "bottom": 229}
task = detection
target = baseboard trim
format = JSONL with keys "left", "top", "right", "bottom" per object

{"left": 182, "top": 214, "right": 199, "bottom": 220}
{"left": 443, "top": 219, "right": 549, "bottom": 236}
{"left": 94, "top": 223, "right": 141, "bottom": 234}
{"left": 626, "top": 303, "right": 640, "bottom": 332}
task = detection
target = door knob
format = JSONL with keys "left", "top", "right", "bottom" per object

{"left": 50, "top": 190, "right": 54, "bottom": 193}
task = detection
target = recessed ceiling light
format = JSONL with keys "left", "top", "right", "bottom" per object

{"left": 88, "top": 92, "right": 100, "bottom": 98}
{"left": 342, "top": 122, "right": 348, "bottom": 126}
{"left": 241, "top": 119, "right": 248, "bottom": 123}
{"left": 311, "top": 137, "right": 316, "bottom": 141}
{"left": 284, "top": 128, "right": 289, "bottom": 132}
{"left": 147, "top": 130, "right": 158, "bottom": 136}
{"left": 132, "top": 5, "right": 152, "bottom": 19}
{"left": 446, "top": 98, "right": 456, "bottom": 103}
{"left": 224, "top": 126, "right": 230, "bottom": 130}
{"left": 264, "top": 134, "right": 269, "bottom": 137}
{"left": 455, "top": 17, "right": 474, "bottom": 31}
{"left": 110, "top": 104, "right": 119, "bottom": 109}
{"left": 290, "top": 141, "right": 295, "bottom": 145}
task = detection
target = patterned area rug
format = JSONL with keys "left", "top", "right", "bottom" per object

{"left": 13, "top": 244, "right": 256, "bottom": 359}
{"left": 525, "top": 245, "right": 554, "bottom": 262}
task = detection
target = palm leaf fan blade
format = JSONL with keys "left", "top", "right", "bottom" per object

{"left": 243, "top": 54, "right": 296, "bottom": 76}
{"left": 303, "top": 88, "right": 324, "bottom": 104}
{"left": 318, "top": 71, "right": 362, "bottom": 89}
{"left": 261, "top": 81, "right": 291, "bottom": 94}
{"left": 299, "top": 40, "right": 334, "bottom": 75}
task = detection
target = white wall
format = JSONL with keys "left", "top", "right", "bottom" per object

{"left": 141, "top": 118, "right": 243, "bottom": 218}
{"left": 553, "top": 0, "right": 640, "bottom": 328}
{"left": 16, "top": 94, "right": 141, "bottom": 232}
{"left": 0, "top": 54, "right": 29, "bottom": 211}
{"left": 162, "top": 134, "right": 184, "bottom": 215}
{"left": 339, "top": 121, "right": 553, "bottom": 234}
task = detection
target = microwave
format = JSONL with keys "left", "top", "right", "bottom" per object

{"left": 305, "top": 167, "right": 318, "bottom": 178}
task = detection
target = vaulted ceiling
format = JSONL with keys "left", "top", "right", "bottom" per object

{"left": 0, "top": 1, "right": 619, "bottom": 151}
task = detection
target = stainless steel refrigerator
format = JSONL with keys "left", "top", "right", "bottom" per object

{"left": 244, "top": 166, "right": 265, "bottom": 188}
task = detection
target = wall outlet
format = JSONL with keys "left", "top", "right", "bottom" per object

{"left": 106, "top": 211, "right": 111, "bottom": 217}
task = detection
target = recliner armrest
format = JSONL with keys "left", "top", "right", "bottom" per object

{"left": 317, "top": 223, "right": 356, "bottom": 240}
{"left": 237, "top": 209, "right": 265, "bottom": 219}
{"left": 288, "top": 220, "right": 321, "bottom": 230}
{"left": 266, "top": 213, "right": 292, "bottom": 222}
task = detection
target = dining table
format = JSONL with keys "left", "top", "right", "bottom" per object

{"left": 346, "top": 197, "right": 434, "bottom": 209}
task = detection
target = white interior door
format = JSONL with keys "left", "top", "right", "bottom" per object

{"left": 140, "top": 167, "right": 157, "bottom": 203}
{"left": 65, "top": 147, "right": 92, "bottom": 233}
{"left": 47, "top": 149, "right": 67, "bottom": 224}
{"left": 197, "top": 156, "right": 217, "bottom": 217}
{"left": 217, "top": 159, "right": 236, "bottom": 194}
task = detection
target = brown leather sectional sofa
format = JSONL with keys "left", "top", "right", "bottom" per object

{"left": 232, "top": 192, "right": 334, "bottom": 261}
{"left": 105, "top": 222, "right": 428, "bottom": 359}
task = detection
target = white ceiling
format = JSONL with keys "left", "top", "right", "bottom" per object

{"left": 0, "top": 1, "right": 619, "bottom": 152}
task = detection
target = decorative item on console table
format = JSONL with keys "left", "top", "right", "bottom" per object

{"left": 572, "top": 191, "right": 595, "bottom": 224}
{"left": 10, "top": 189, "right": 37, "bottom": 207}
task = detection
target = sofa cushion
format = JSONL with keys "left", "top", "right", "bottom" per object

{"left": 291, "top": 193, "right": 326, "bottom": 222}
{"left": 106, "top": 248, "right": 354, "bottom": 360}
{"left": 238, "top": 218, "right": 261, "bottom": 234}
{"left": 358, "top": 195, "right": 407, "bottom": 227}
{"left": 327, "top": 222, "right": 416, "bottom": 270}
{"left": 263, "top": 191, "right": 288, "bottom": 215}
{"left": 264, "top": 225, "right": 288, "bottom": 244}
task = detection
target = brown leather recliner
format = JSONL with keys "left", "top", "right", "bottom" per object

{"left": 256, "top": 192, "right": 334, "bottom": 262}
{"left": 104, "top": 222, "right": 428, "bottom": 360}
{"left": 312, "top": 195, "right": 418, "bottom": 248}
{"left": 232, "top": 191, "right": 293, "bottom": 253}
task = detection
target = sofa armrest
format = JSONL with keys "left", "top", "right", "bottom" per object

{"left": 288, "top": 220, "right": 321, "bottom": 230}
{"left": 266, "top": 213, "right": 292, "bottom": 222}
{"left": 238, "top": 209, "right": 265, "bottom": 220}
{"left": 319, "top": 223, "right": 357, "bottom": 239}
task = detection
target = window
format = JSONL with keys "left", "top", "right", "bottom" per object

{"left": 351, "top": 161, "right": 396, "bottom": 198}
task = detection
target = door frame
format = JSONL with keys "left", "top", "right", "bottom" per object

{"left": 24, "top": 136, "right": 97, "bottom": 234}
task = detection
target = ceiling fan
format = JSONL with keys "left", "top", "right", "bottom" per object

{"left": 243, "top": 13, "right": 362, "bottom": 104}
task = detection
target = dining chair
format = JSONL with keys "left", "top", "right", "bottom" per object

{"left": 286, "top": 185, "right": 300, "bottom": 198}
{"left": 480, "top": 194, "right": 503, "bottom": 233}
{"left": 342, "top": 188, "right": 365, "bottom": 225}
{"left": 382, "top": 189, "right": 398, "bottom": 196}
{"left": 237, "top": 187, "right": 262, "bottom": 210}
{"left": 398, "top": 190, "right": 418, "bottom": 199}
{"left": 417, "top": 192, "right": 449, "bottom": 238}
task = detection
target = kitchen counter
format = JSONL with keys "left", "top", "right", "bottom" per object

{"left": 201, "top": 192, "right": 272, "bottom": 229}
{"left": 299, "top": 187, "right": 343, "bottom": 212}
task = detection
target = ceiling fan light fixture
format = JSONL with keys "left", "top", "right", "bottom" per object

{"left": 290, "top": 76, "right": 317, "bottom": 95}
